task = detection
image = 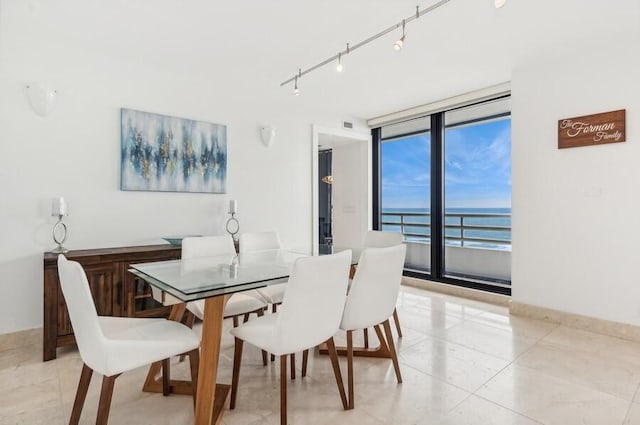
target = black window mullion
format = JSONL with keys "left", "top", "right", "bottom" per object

{"left": 430, "top": 113, "right": 444, "bottom": 278}
{"left": 371, "top": 127, "right": 382, "bottom": 231}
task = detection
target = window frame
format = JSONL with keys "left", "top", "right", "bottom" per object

{"left": 372, "top": 95, "right": 512, "bottom": 296}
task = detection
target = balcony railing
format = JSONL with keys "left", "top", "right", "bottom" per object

{"left": 381, "top": 211, "right": 511, "bottom": 249}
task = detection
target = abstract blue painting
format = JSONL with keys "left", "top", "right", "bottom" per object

{"left": 120, "top": 108, "right": 227, "bottom": 193}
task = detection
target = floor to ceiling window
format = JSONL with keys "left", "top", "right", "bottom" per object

{"left": 374, "top": 96, "right": 511, "bottom": 294}
{"left": 379, "top": 117, "right": 431, "bottom": 273}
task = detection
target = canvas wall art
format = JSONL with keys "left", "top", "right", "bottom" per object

{"left": 120, "top": 108, "right": 227, "bottom": 193}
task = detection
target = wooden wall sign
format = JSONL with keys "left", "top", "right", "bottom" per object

{"left": 558, "top": 109, "right": 626, "bottom": 149}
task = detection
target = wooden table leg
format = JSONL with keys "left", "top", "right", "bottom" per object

{"left": 195, "top": 296, "right": 230, "bottom": 425}
{"left": 141, "top": 297, "right": 230, "bottom": 425}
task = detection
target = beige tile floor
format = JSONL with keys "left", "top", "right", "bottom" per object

{"left": 2, "top": 286, "right": 640, "bottom": 425}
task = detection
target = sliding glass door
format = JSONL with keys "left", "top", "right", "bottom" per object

{"left": 374, "top": 96, "right": 511, "bottom": 294}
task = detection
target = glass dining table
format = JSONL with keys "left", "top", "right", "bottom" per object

{"left": 128, "top": 246, "right": 355, "bottom": 425}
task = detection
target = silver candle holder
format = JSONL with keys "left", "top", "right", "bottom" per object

{"left": 225, "top": 199, "right": 239, "bottom": 241}
{"left": 51, "top": 197, "right": 69, "bottom": 253}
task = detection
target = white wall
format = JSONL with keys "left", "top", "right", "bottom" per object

{"left": 511, "top": 38, "right": 640, "bottom": 325}
{"left": 0, "top": 7, "right": 363, "bottom": 335}
{"left": 331, "top": 141, "right": 370, "bottom": 248}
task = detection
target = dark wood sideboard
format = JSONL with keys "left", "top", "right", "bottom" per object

{"left": 43, "top": 244, "right": 181, "bottom": 361}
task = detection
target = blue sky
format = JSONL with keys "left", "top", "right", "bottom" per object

{"left": 381, "top": 118, "right": 511, "bottom": 209}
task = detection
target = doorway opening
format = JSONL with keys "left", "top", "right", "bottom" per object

{"left": 311, "top": 125, "right": 371, "bottom": 248}
{"left": 318, "top": 149, "right": 333, "bottom": 244}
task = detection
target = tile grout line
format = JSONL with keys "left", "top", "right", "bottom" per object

{"left": 621, "top": 381, "right": 640, "bottom": 424}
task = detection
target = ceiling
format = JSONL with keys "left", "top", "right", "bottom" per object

{"left": 7, "top": 0, "right": 640, "bottom": 120}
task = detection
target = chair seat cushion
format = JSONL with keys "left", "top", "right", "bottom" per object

{"left": 256, "top": 282, "right": 287, "bottom": 304}
{"left": 230, "top": 313, "right": 282, "bottom": 354}
{"left": 224, "top": 292, "right": 268, "bottom": 317}
{"left": 186, "top": 290, "right": 267, "bottom": 320}
{"left": 97, "top": 316, "right": 199, "bottom": 376}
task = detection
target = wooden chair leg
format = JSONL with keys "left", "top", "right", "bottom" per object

{"left": 69, "top": 364, "right": 93, "bottom": 425}
{"left": 96, "top": 374, "right": 119, "bottom": 425}
{"left": 188, "top": 349, "right": 200, "bottom": 409}
{"left": 184, "top": 310, "right": 196, "bottom": 328}
{"left": 326, "top": 337, "right": 348, "bottom": 410}
{"left": 290, "top": 353, "right": 296, "bottom": 380}
{"left": 161, "top": 358, "right": 170, "bottom": 396}
{"left": 363, "top": 328, "right": 369, "bottom": 348}
{"left": 346, "top": 330, "right": 354, "bottom": 410}
{"left": 301, "top": 349, "right": 309, "bottom": 377}
{"left": 243, "top": 313, "right": 250, "bottom": 323}
{"left": 233, "top": 316, "right": 239, "bottom": 328}
{"left": 230, "top": 338, "right": 244, "bottom": 409}
{"left": 382, "top": 319, "right": 402, "bottom": 383}
{"left": 373, "top": 324, "right": 389, "bottom": 352}
{"left": 392, "top": 308, "right": 403, "bottom": 338}
{"left": 257, "top": 308, "right": 268, "bottom": 366}
{"left": 180, "top": 311, "right": 197, "bottom": 361}
{"left": 280, "top": 354, "right": 287, "bottom": 425}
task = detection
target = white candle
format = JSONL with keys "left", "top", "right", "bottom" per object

{"left": 229, "top": 199, "right": 237, "bottom": 214}
{"left": 52, "top": 197, "right": 68, "bottom": 216}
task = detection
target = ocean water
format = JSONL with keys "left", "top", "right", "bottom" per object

{"left": 381, "top": 207, "right": 511, "bottom": 250}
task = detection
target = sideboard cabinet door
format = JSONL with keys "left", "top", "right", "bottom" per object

{"left": 43, "top": 245, "right": 181, "bottom": 361}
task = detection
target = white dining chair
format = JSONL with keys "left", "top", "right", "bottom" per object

{"left": 363, "top": 229, "right": 403, "bottom": 248}
{"left": 182, "top": 235, "right": 269, "bottom": 365}
{"left": 363, "top": 230, "right": 404, "bottom": 338}
{"left": 239, "top": 231, "right": 286, "bottom": 310}
{"left": 339, "top": 244, "right": 406, "bottom": 409}
{"left": 229, "top": 250, "right": 352, "bottom": 425}
{"left": 182, "top": 235, "right": 267, "bottom": 320}
{"left": 57, "top": 255, "right": 200, "bottom": 425}
{"left": 152, "top": 236, "right": 269, "bottom": 328}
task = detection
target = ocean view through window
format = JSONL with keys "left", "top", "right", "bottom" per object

{"left": 376, "top": 96, "right": 511, "bottom": 293}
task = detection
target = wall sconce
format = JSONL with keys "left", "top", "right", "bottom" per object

{"left": 26, "top": 83, "right": 58, "bottom": 116}
{"left": 258, "top": 125, "right": 276, "bottom": 148}
{"left": 51, "top": 197, "right": 69, "bottom": 253}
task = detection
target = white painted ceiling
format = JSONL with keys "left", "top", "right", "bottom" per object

{"left": 8, "top": 0, "right": 640, "bottom": 119}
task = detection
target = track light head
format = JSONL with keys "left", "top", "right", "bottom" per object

{"left": 394, "top": 20, "right": 406, "bottom": 51}
{"left": 495, "top": 0, "right": 506, "bottom": 8}
{"left": 293, "top": 70, "right": 301, "bottom": 96}
{"left": 394, "top": 36, "right": 405, "bottom": 51}
{"left": 336, "top": 53, "right": 343, "bottom": 72}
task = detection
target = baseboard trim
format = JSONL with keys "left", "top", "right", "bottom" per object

{"left": 510, "top": 301, "right": 640, "bottom": 343}
{"left": 402, "top": 277, "right": 640, "bottom": 343}
{"left": 402, "top": 276, "right": 510, "bottom": 307}
{"left": 0, "top": 327, "right": 41, "bottom": 352}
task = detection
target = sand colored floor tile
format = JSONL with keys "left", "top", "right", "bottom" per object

{"left": 477, "top": 364, "right": 631, "bottom": 425}
{"left": 439, "top": 394, "right": 543, "bottom": 425}
{"left": 3, "top": 286, "right": 640, "bottom": 425}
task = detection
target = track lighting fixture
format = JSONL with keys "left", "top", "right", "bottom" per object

{"left": 495, "top": 0, "right": 506, "bottom": 8}
{"left": 394, "top": 20, "right": 406, "bottom": 51}
{"left": 281, "top": 0, "right": 459, "bottom": 92}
